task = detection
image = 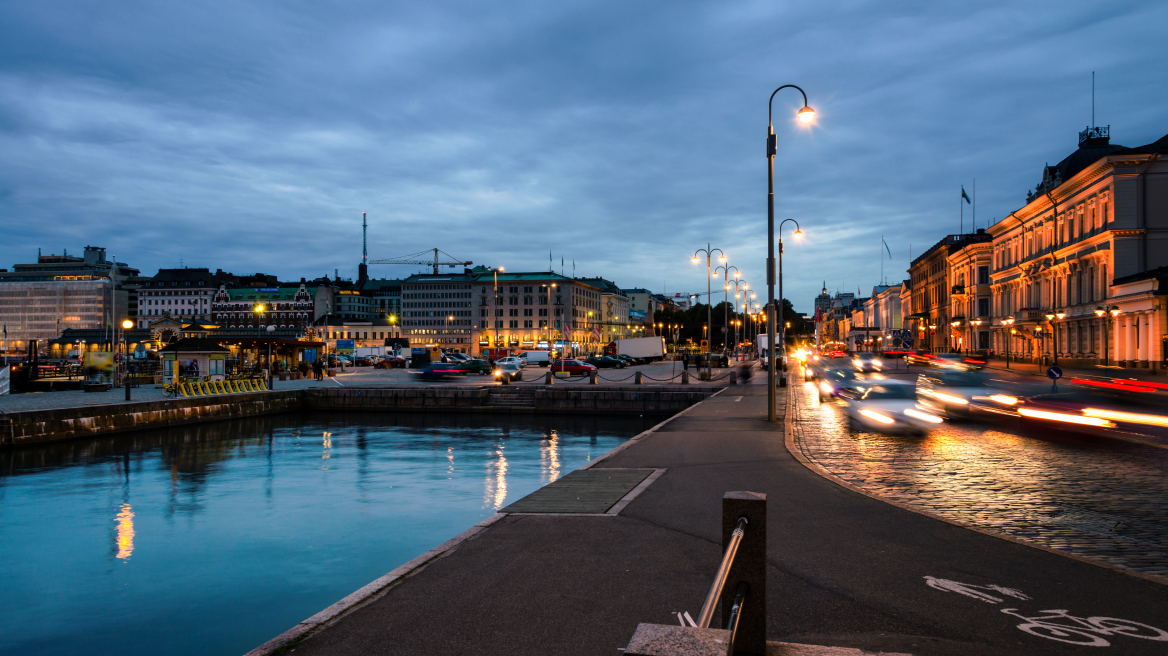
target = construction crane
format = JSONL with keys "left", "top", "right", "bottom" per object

{"left": 368, "top": 248, "right": 473, "bottom": 275}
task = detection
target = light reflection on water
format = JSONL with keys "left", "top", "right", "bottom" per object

{"left": 0, "top": 411, "right": 646, "bottom": 656}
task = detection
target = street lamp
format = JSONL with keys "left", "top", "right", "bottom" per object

{"left": 254, "top": 304, "right": 265, "bottom": 374}
{"left": 767, "top": 84, "right": 814, "bottom": 421}
{"left": 692, "top": 244, "right": 726, "bottom": 379}
{"left": 714, "top": 264, "right": 738, "bottom": 354}
{"left": 1044, "top": 311, "right": 1066, "bottom": 365}
{"left": 121, "top": 319, "right": 134, "bottom": 401}
{"left": 1002, "top": 317, "right": 1014, "bottom": 369}
{"left": 1097, "top": 305, "right": 1119, "bottom": 366}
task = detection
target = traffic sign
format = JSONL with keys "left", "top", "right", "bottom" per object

{"left": 1047, "top": 366, "right": 1062, "bottom": 380}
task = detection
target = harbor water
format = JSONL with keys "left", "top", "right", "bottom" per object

{"left": 0, "top": 411, "right": 648, "bottom": 656}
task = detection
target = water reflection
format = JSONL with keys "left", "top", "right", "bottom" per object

{"left": 115, "top": 504, "right": 135, "bottom": 560}
{"left": 0, "top": 411, "right": 652, "bottom": 656}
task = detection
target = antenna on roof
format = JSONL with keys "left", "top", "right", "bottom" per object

{"left": 362, "top": 212, "right": 368, "bottom": 264}
{"left": 1092, "top": 71, "right": 1095, "bottom": 127}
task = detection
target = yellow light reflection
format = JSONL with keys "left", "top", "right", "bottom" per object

{"left": 321, "top": 431, "right": 332, "bottom": 469}
{"left": 542, "top": 430, "right": 561, "bottom": 484}
{"left": 1083, "top": 408, "right": 1168, "bottom": 427}
{"left": 483, "top": 445, "right": 509, "bottom": 510}
{"left": 115, "top": 503, "right": 135, "bottom": 560}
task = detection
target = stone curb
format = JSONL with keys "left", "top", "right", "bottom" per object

{"left": 243, "top": 512, "right": 506, "bottom": 656}
{"left": 781, "top": 382, "right": 1168, "bottom": 588}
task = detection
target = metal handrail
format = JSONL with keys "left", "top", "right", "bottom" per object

{"left": 725, "top": 581, "right": 750, "bottom": 646}
{"left": 696, "top": 516, "right": 748, "bottom": 628}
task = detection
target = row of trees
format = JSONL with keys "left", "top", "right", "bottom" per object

{"left": 651, "top": 299, "right": 810, "bottom": 351}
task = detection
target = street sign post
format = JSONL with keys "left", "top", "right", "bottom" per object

{"left": 1047, "top": 366, "right": 1063, "bottom": 393}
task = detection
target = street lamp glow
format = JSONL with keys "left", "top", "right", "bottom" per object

{"left": 692, "top": 256, "right": 699, "bottom": 264}
{"left": 254, "top": 305, "right": 264, "bottom": 313}
{"left": 121, "top": 319, "right": 133, "bottom": 329}
{"left": 797, "top": 106, "right": 816, "bottom": 123}
{"left": 718, "top": 254, "right": 726, "bottom": 263}
{"left": 793, "top": 229, "right": 804, "bottom": 238}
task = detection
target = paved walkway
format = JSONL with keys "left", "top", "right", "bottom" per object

{"left": 260, "top": 374, "right": 1168, "bottom": 656}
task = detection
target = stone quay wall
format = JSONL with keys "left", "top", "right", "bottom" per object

{"left": 2, "top": 386, "right": 719, "bottom": 447}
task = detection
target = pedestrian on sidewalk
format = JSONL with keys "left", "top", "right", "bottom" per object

{"left": 313, "top": 358, "right": 323, "bottom": 380}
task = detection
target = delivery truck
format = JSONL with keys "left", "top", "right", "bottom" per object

{"left": 609, "top": 336, "right": 666, "bottom": 361}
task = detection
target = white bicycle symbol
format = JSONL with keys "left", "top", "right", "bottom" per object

{"left": 1001, "top": 608, "right": 1168, "bottom": 647}
{"left": 923, "top": 576, "right": 1030, "bottom": 604}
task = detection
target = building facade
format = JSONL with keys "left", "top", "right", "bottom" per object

{"left": 0, "top": 246, "right": 140, "bottom": 353}
{"left": 946, "top": 231, "right": 994, "bottom": 352}
{"left": 989, "top": 128, "right": 1168, "bottom": 368}
{"left": 211, "top": 283, "right": 315, "bottom": 331}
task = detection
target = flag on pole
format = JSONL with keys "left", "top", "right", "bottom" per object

{"left": 961, "top": 186, "right": 971, "bottom": 204}
{"left": 882, "top": 238, "right": 892, "bottom": 258}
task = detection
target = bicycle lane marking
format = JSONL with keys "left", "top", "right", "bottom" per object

{"left": 923, "top": 576, "right": 1168, "bottom": 648}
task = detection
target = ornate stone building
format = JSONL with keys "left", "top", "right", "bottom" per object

{"left": 989, "top": 127, "right": 1168, "bottom": 369}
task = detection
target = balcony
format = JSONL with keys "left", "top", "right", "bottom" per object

{"left": 951, "top": 285, "right": 966, "bottom": 296}
{"left": 1013, "top": 309, "right": 1045, "bottom": 324}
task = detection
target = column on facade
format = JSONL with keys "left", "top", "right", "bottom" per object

{"left": 1137, "top": 312, "right": 1150, "bottom": 365}
{"left": 1123, "top": 314, "right": 1136, "bottom": 364}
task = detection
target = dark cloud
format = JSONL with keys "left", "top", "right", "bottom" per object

{"left": 2, "top": 0, "right": 1165, "bottom": 310}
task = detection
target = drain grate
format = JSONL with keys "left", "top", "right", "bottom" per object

{"left": 501, "top": 469, "right": 656, "bottom": 514}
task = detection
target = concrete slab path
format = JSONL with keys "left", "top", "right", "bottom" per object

{"left": 269, "top": 373, "right": 1168, "bottom": 656}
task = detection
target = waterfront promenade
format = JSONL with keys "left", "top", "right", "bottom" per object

{"left": 260, "top": 374, "right": 1168, "bottom": 656}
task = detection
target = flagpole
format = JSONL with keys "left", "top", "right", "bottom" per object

{"left": 960, "top": 188, "right": 963, "bottom": 234}
{"left": 880, "top": 235, "right": 883, "bottom": 286}
{"left": 973, "top": 178, "right": 976, "bottom": 231}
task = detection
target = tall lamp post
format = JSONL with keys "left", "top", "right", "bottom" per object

{"left": 254, "top": 304, "right": 265, "bottom": 375}
{"left": 692, "top": 244, "right": 726, "bottom": 379}
{"left": 767, "top": 84, "right": 815, "bottom": 421}
{"left": 714, "top": 264, "right": 739, "bottom": 354}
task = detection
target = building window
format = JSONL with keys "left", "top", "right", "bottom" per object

{"left": 509, "top": 309, "right": 518, "bottom": 317}
{"left": 523, "top": 309, "right": 533, "bottom": 316}
{"left": 509, "top": 320, "right": 518, "bottom": 328}
{"left": 524, "top": 320, "right": 533, "bottom": 328}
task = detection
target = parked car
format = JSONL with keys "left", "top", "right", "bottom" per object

{"left": 409, "top": 363, "right": 470, "bottom": 380}
{"left": 615, "top": 354, "right": 641, "bottom": 366}
{"left": 584, "top": 355, "right": 624, "bottom": 369}
{"left": 455, "top": 359, "right": 494, "bottom": 376}
{"left": 494, "top": 362, "right": 523, "bottom": 382}
{"left": 354, "top": 356, "right": 374, "bottom": 367}
{"left": 375, "top": 356, "right": 408, "bottom": 369}
{"left": 550, "top": 359, "right": 597, "bottom": 375}
{"left": 442, "top": 352, "right": 470, "bottom": 363}
{"left": 519, "top": 351, "right": 552, "bottom": 367}
{"left": 496, "top": 356, "right": 525, "bottom": 368}
{"left": 840, "top": 379, "right": 944, "bottom": 434}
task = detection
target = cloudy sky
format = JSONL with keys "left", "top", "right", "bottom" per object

{"left": 2, "top": 0, "right": 1166, "bottom": 312}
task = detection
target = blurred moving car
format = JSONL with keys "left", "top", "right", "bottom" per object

{"left": 931, "top": 352, "right": 978, "bottom": 370}
{"left": 840, "top": 379, "right": 944, "bottom": 434}
{"left": 409, "top": 363, "right": 470, "bottom": 380}
{"left": 904, "top": 350, "right": 936, "bottom": 366}
{"left": 494, "top": 362, "right": 523, "bottom": 382}
{"left": 852, "top": 353, "right": 883, "bottom": 372}
{"left": 916, "top": 370, "right": 1016, "bottom": 419}
{"left": 816, "top": 367, "right": 863, "bottom": 402}
{"left": 550, "top": 359, "right": 597, "bottom": 375}
{"left": 441, "top": 352, "right": 470, "bottom": 363}
{"left": 496, "top": 356, "right": 525, "bottom": 368}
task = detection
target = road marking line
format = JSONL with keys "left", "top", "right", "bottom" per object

{"left": 735, "top": 396, "right": 743, "bottom": 402}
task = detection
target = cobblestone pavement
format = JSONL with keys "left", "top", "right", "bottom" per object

{"left": 790, "top": 379, "right": 1168, "bottom": 582}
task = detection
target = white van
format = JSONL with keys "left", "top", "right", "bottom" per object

{"left": 519, "top": 350, "right": 551, "bottom": 367}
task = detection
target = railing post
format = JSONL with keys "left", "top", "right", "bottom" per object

{"left": 590, "top": 372, "right": 598, "bottom": 385}
{"left": 728, "top": 371, "right": 737, "bottom": 385}
{"left": 635, "top": 371, "right": 643, "bottom": 385}
{"left": 722, "top": 491, "right": 766, "bottom": 655}
{"left": 545, "top": 371, "right": 553, "bottom": 385}
{"left": 681, "top": 371, "right": 689, "bottom": 385}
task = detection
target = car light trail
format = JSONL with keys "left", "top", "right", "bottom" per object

{"left": 859, "top": 409, "right": 895, "bottom": 424}
{"left": 931, "top": 392, "right": 969, "bottom": 405}
{"left": 1082, "top": 408, "right": 1168, "bottom": 427}
{"left": 989, "top": 394, "right": 1018, "bottom": 405}
{"left": 1018, "top": 408, "right": 1114, "bottom": 427}
{"left": 904, "top": 408, "right": 943, "bottom": 424}
{"left": 819, "top": 382, "right": 833, "bottom": 394}
{"left": 1070, "top": 378, "right": 1157, "bottom": 393}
